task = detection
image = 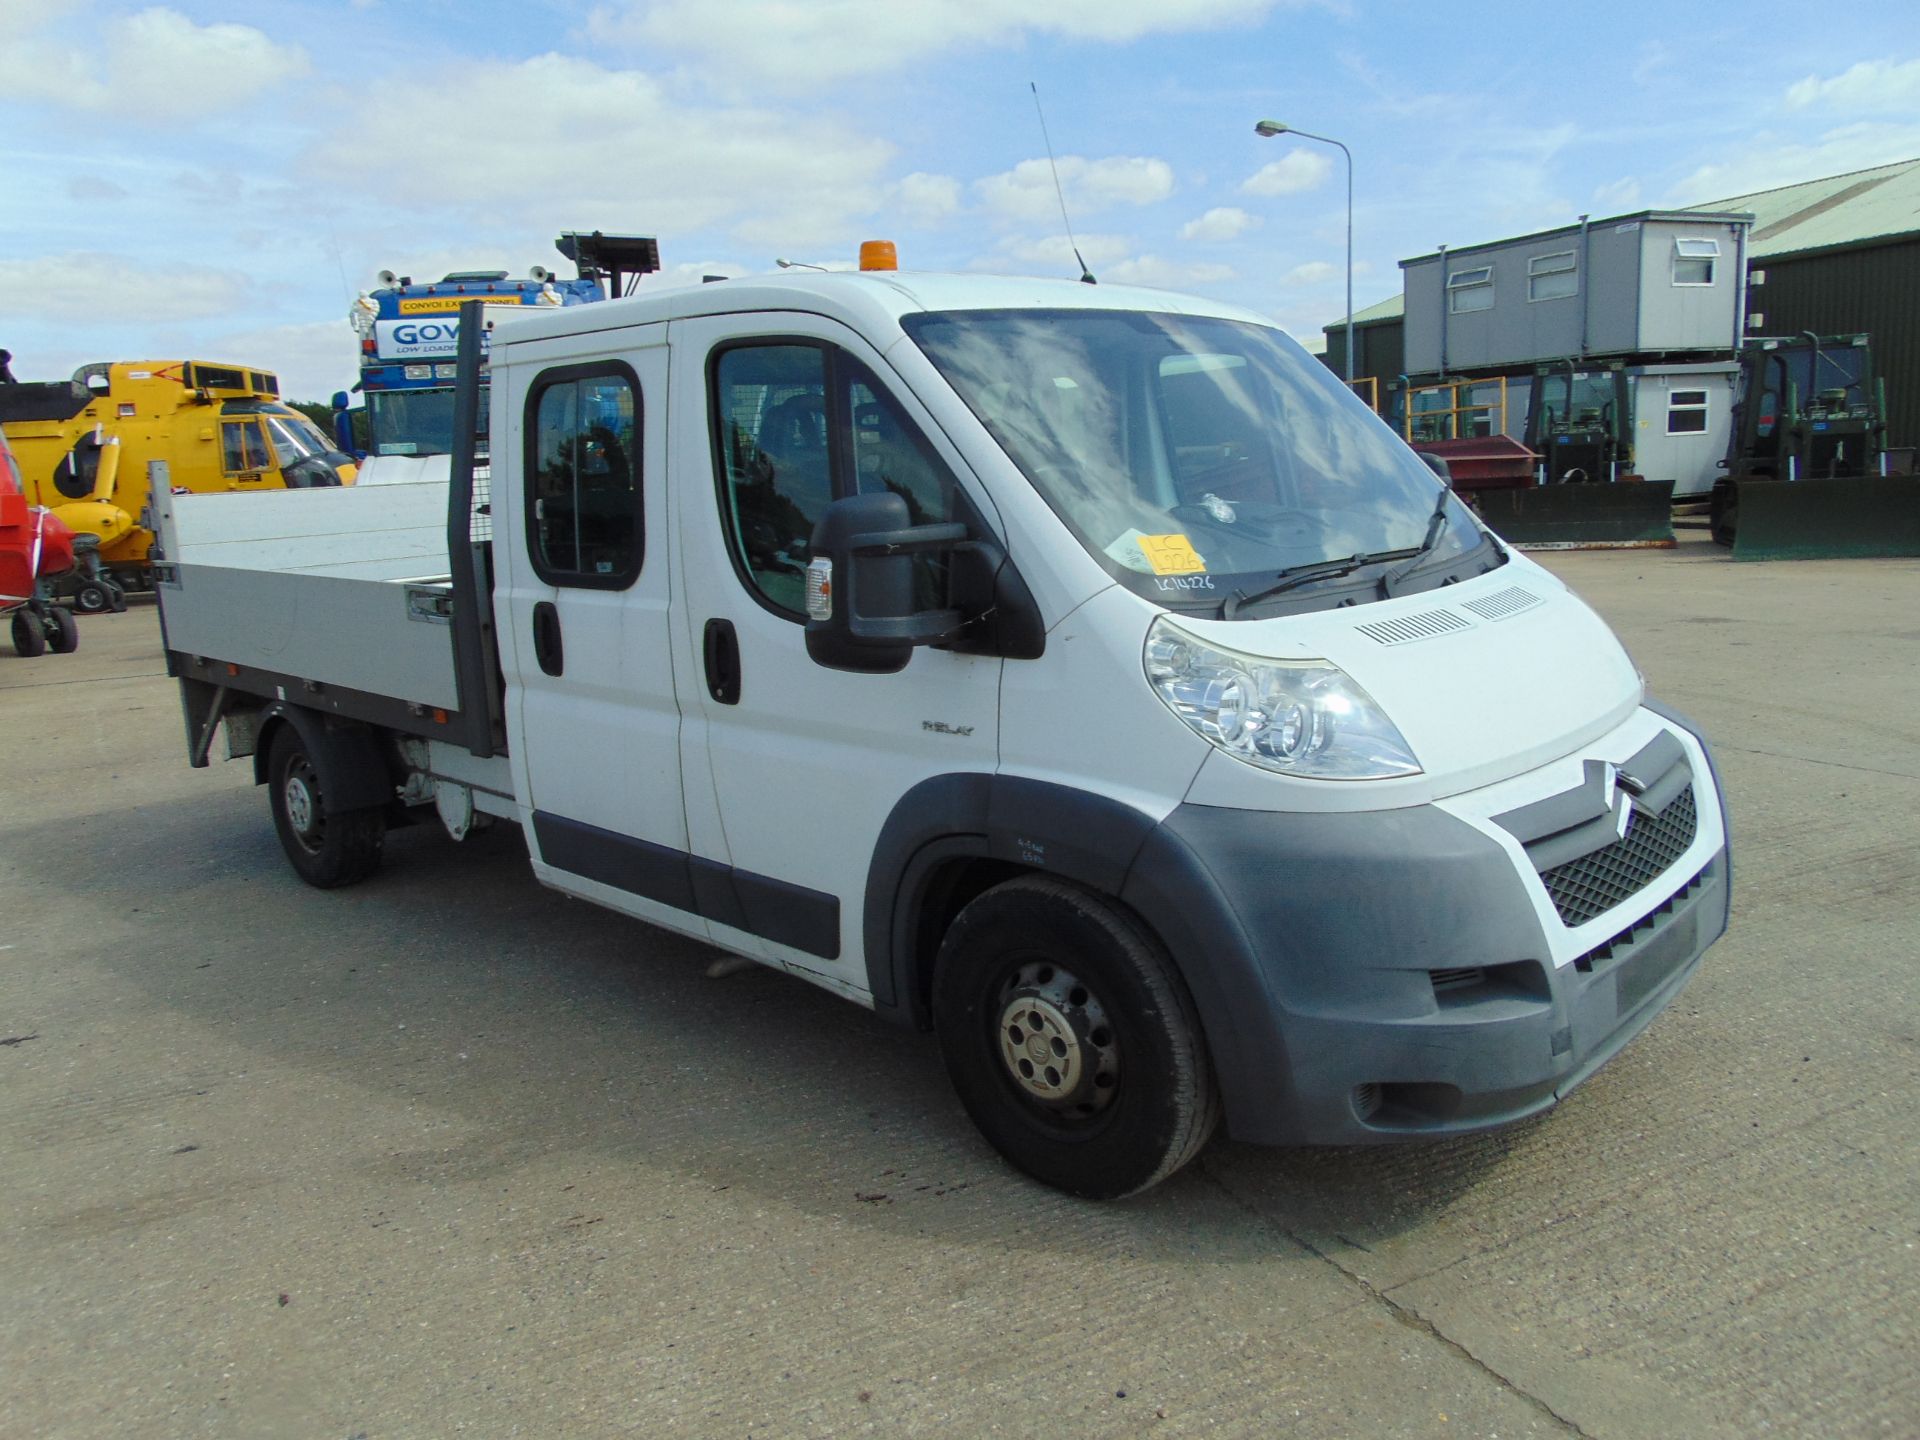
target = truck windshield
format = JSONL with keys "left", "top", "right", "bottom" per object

{"left": 367, "top": 388, "right": 491, "bottom": 456}
{"left": 903, "top": 308, "right": 1490, "bottom": 612}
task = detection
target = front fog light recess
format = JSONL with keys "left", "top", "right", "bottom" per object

{"left": 1144, "top": 617, "right": 1421, "bottom": 779}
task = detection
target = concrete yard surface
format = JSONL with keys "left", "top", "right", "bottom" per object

{"left": 2, "top": 539, "right": 1915, "bottom": 1438}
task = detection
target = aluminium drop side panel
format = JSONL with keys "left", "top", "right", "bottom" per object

{"left": 156, "top": 484, "right": 462, "bottom": 711}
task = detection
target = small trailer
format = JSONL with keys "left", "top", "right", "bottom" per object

{"left": 156, "top": 264, "right": 1730, "bottom": 1197}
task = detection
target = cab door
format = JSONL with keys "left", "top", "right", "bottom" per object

{"left": 495, "top": 329, "right": 704, "bottom": 940}
{"left": 668, "top": 313, "right": 1003, "bottom": 998}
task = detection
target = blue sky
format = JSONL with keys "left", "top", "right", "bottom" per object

{"left": 4, "top": 0, "right": 1918, "bottom": 399}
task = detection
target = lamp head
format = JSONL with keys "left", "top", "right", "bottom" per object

{"left": 1254, "top": 119, "right": 1290, "bottom": 137}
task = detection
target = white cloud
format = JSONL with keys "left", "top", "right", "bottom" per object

{"left": 591, "top": 0, "right": 1286, "bottom": 88}
{"left": 206, "top": 321, "right": 355, "bottom": 403}
{"left": 975, "top": 156, "right": 1176, "bottom": 223}
{"left": 973, "top": 233, "right": 1137, "bottom": 273}
{"left": 1670, "top": 122, "right": 1920, "bottom": 205}
{"left": 1179, "top": 206, "right": 1258, "bottom": 242}
{"left": 1281, "top": 260, "right": 1337, "bottom": 286}
{"left": 1592, "top": 177, "right": 1642, "bottom": 211}
{"left": 1786, "top": 58, "right": 1920, "bottom": 115}
{"left": 893, "top": 173, "right": 964, "bottom": 228}
{"left": 0, "top": 8, "right": 307, "bottom": 121}
{"left": 1105, "top": 255, "right": 1237, "bottom": 288}
{"left": 967, "top": 233, "right": 1233, "bottom": 289}
{"left": 65, "top": 175, "right": 130, "bottom": 204}
{"left": 1241, "top": 151, "right": 1333, "bottom": 196}
{"left": 307, "top": 55, "right": 896, "bottom": 251}
{"left": 0, "top": 252, "right": 258, "bottom": 325}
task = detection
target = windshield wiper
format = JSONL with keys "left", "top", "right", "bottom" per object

{"left": 1222, "top": 549, "right": 1416, "bottom": 620}
{"left": 1378, "top": 486, "right": 1453, "bottom": 598}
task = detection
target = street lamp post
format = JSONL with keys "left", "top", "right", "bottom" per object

{"left": 1255, "top": 119, "right": 1354, "bottom": 385}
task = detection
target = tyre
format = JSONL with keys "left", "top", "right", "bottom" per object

{"left": 73, "top": 581, "right": 113, "bottom": 614}
{"left": 47, "top": 607, "right": 79, "bottom": 654}
{"left": 266, "top": 725, "right": 386, "bottom": 888}
{"left": 1709, "top": 480, "right": 1738, "bottom": 548}
{"left": 932, "top": 876, "right": 1220, "bottom": 1199}
{"left": 10, "top": 610, "right": 48, "bottom": 658}
{"left": 106, "top": 582, "right": 129, "bottom": 613}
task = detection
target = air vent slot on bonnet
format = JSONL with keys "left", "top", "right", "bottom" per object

{"left": 1356, "top": 609, "right": 1472, "bottom": 646}
{"left": 1461, "top": 586, "right": 1543, "bottom": 622}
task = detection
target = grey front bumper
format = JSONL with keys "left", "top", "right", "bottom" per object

{"left": 1117, "top": 721, "right": 1731, "bottom": 1147}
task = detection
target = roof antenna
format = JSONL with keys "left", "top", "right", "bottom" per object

{"left": 1030, "top": 81, "right": 1096, "bottom": 284}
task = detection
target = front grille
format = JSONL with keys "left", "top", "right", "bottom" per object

{"left": 1541, "top": 786, "right": 1698, "bottom": 927}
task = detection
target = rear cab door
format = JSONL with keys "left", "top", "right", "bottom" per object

{"left": 492, "top": 324, "right": 707, "bottom": 941}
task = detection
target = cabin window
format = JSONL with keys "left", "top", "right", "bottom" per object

{"left": 1673, "top": 238, "right": 1719, "bottom": 286}
{"left": 1527, "top": 251, "right": 1577, "bottom": 301}
{"left": 523, "top": 364, "right": 643, "bottom": 589}
{"left": 1447, "top": 265, "right": 1494, "bottom": 314}
{"left": 220, "top": 420, "right": 271, "bottom": 475}
{"left": 1667, "top": 388, "right": 1710, "bottom": 434}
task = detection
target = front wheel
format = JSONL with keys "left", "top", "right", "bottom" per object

{"left": 266, "top": 725, "right": 386, "bottom": 888}
{"left": 10, "top": 610, "right": 48, "bottom": 658}
{"left": 932, "top": 877, "right": 1219, "bottom": 1199}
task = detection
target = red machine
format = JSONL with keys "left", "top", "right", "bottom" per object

{"left": 1, "top": 428, "right": 81, "bottom": 656}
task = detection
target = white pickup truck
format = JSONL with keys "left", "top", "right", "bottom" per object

{"left": 155, "top": 266, "right": 1730, "bottom": 1198}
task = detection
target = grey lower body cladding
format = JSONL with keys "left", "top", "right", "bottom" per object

{"left": 1121, "top": 741, "right": 1729, "bottom": 1147}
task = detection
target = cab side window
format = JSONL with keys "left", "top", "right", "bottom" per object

{"left": 712, "top": 343, "right": 963, "bottom": 617}
{"left": 524, "top": 365, "right": 642, "bottom": 589}
{"left": 221, "top": 420, "right": 270, "bottom": 476}
{"left": 712, "top": 344, "right": 831, "bottom": 615}
{"left": 846, "top": 361, "right": 957, "bottom": 607}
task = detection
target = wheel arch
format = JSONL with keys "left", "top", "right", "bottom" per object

{"left": 251, "top": 702, "right": 395, "bottom": 811}
{"left": 866, "top": 774, "right": 1282, "bottom": 1139}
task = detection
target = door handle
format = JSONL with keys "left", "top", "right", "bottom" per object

{"left": 532, "top": 600, "right": 564, "bottom": 677}
{"left": 703, "top": 618, "right": 740, "bottom": 705}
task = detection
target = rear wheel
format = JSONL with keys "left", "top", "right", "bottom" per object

{"left": 10, "top": 610, "right": 47, "bottom": 658}
{"left": 266, "top": 725, "right": 386, "bottom": 888}
{"left": 932, "top": 877, "right": 1219, "bottom": 1199}
{"left": 47, "top": 607, "right": 79, "bottom": 654}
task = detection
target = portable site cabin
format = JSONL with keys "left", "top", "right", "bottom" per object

{"left": 1396, "top": 210, "right": 1754, "bottom": 499}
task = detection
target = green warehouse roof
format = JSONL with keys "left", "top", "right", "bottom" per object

{"left": 1686, "top": 157, "right": 1920, "bottom": 259}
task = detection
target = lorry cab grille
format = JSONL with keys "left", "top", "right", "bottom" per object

{"left": 1541, "top": 786, "right": 1698, "bottom": 927}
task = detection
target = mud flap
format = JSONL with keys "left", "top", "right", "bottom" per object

{"left": 1474, "top": 481, "right": 1676, "bottom": 549}
{"left": 1730, "top": 476, "right": 1920, "bottom": 561}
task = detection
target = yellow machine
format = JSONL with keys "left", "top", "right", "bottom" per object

{"left": 0, "top": 361, "right": 358, "bottom": 594}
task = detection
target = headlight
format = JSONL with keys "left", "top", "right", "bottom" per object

{"left": 1144, "top": 617, "right": 1421, "bottom": 780}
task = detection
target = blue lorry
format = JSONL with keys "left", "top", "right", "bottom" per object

{"left": 336, "top": 232, "right": 659, "bottom": 481}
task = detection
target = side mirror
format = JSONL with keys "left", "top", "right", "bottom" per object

{"left": 330, "top": 391, "right": 351, "bottom": 411}
{"left": 805, "top": 491, "right": 965, "bottom": 674}
{"left": 1415, "top": 449, "right": 1452, "bottom": 482}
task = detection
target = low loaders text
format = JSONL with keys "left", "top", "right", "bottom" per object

{"left": 157, "top": 266, "right": 1730, "bottom": 1198}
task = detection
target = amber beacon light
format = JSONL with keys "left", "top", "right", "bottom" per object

{"left": 858, "top": 240, "right": 899, "bottom": 271}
